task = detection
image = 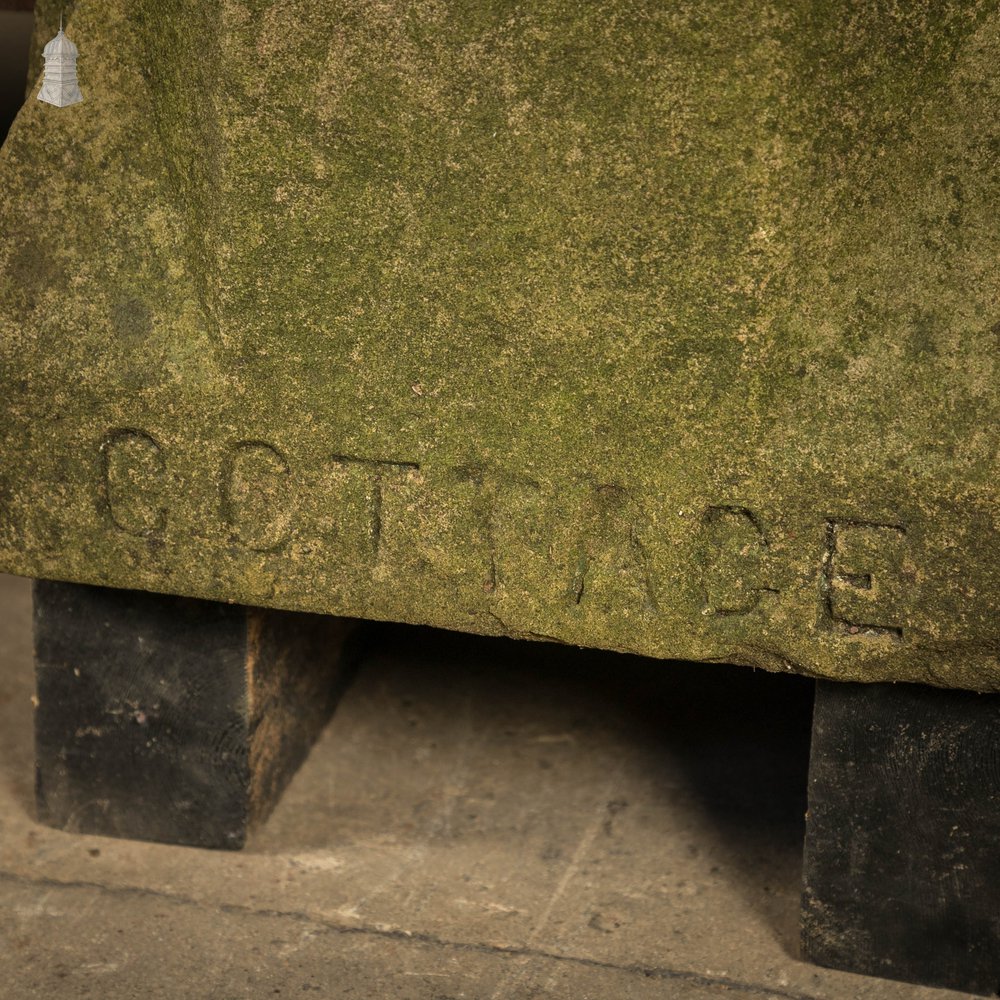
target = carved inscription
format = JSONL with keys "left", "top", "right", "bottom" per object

{"left": 823, "top": 519, "right": 906, "bottom": 638}
{"left": 99, "top": 429, "right": 166, "bottom": 537}
{"left": 486, "top": 478, "right": 658, "bottom": 614}
{"left": 328, "top": 455, "right": 419, "bottom": 560}
{"left": 437, "top": 464, "right": 497, "bottom": 594}
{"left": 488, "top": 477, "right": 550, "bottom": 597}
{"left": 220, "top": 441, "right": 293, "bottom": 552}
{"left": 93, "top": 429, "right": 917, "bottom": 646}
{"left": 566, "top": 483, "right": 658, "bottom": 612}
{"left": 699, "top": 505, "right": 776, "bottom": 616}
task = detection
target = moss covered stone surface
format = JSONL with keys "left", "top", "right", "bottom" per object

{"left": 1, "top": 0, "right": 998, "bottom": 687}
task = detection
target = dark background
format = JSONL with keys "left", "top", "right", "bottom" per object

{"left": 0, "top": 4, "right": 33, "bottom": 143}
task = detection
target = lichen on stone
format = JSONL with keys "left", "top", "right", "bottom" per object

{"left": 1, "top": 0, "right": 997, "bottom": 688}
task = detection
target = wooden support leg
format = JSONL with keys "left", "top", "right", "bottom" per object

{"left": 33, "top": 580, "right": 359, "bottom": 850}
{"left": 802, "top": 680, "right": 1000, "bottom": 995}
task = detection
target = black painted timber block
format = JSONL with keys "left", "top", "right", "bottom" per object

{"left": 802, "top": 679, "right": 1000, "bottom": 995}
{"left": 34, "top": 580, "right": 359, "bottom": 850}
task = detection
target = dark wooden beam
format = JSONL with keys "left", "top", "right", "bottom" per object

{"left": 802, "top": 679, "right": 1000, "bottom": 995}
{"left": 34, "top": 580, "right": 360, "bottom": 849}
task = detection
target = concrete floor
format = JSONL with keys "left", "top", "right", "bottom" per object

{"left": 0, "top": 573, "right": 977, "bottom": 999}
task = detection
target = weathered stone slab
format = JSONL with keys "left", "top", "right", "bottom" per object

{"left": 1, "top": 1, "right": 998, "bottom": 688}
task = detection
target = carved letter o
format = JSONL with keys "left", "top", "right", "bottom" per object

{"left": 99, "top": 429, "right": 167, "bottom": 537}
{"left": 220, "top": 441, "right": 294, "bottom": 552}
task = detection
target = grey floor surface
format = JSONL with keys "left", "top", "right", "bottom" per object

{"left": 0, "top": 574, "right": 977, "bottom": 999}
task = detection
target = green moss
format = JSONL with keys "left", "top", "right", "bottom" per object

{"left": 0, "top": 0, "right": 997, "bottom": 688}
